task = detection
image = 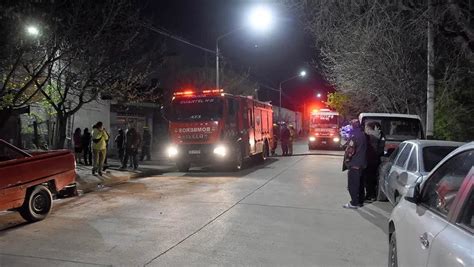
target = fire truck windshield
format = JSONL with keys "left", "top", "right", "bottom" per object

{"left": 171, "top": 97, "right": 223, "bottom": 121}
{"left": 311, "top": 114, "right": 338, "bottom": 126}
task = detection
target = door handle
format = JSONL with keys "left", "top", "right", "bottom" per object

{"left": 419, "top": 232, "right": 429, "bottom": 249}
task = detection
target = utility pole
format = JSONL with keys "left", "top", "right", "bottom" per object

{"left": 426, "top": 0, "right": 435, "bottom": 139}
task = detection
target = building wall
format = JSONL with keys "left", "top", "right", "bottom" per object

{"left": 72, "top": 100, "right": 111, "bottom": 135}
{"left": 273, "top": 107, "right": 303, "bottom": 133}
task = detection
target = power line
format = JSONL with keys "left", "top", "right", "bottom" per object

{"left": 143, "top": 23, "right": 216, "bottom": 55}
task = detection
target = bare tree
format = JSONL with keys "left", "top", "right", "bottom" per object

{"left": 1, "top": 0, "right": 165, "bottom": 148}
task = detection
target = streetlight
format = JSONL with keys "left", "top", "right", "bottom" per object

{"left": 278, "top": 70, "right": 307, "bottom": 125}
{"left": 316, "top": 93, "right": 322, "bottom": 98}
{"left": 26, "top": 25, "right": 40, "bottom": 37}
{"left": 216, "top": 5, "right": 274, "bottom": 90}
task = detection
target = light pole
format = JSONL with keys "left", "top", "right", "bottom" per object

{"left": 216, "top": 5, "right": 273, "bottom": 90}
{"left": 278, "top": 70, "right": 306, "bottom": 125}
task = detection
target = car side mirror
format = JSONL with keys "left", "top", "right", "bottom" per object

{"left": 405, "top": 180, "right": 422, "bottom": 204}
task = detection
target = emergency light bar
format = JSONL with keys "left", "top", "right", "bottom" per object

{"left": 173, "top": 89, "right": 224, "bottom": 96}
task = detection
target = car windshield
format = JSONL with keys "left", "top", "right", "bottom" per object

{"left": 170, "top": 97, "right": 223, "bottom": 121}
{"left": 422, "top": 146, "right": 459, "bottom": 172}
{"left": 364, "top": 117, "right": 423, "bottom": 141}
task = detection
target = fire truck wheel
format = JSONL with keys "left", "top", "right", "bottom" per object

{"left": 234, "top": 147, "right": 244, "bottom": 171}
{"left": 176, "top": 161, "right": 190, "bottom": 172}
{"left": 257, "top": 142, "right": 269, "bottom": 163}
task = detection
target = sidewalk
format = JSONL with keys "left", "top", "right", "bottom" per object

{"left": 75, "top": 158, "right": 175, "bottom": 194}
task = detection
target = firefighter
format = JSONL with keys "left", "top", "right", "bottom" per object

{"left": 271, "top": 124, "right": 279, "bottom": 156}
{"left": 280, "top": 123, "right": 291, "bottom": 156}
{"left": 288, "top": 124, "right": 296, "bottom": 156}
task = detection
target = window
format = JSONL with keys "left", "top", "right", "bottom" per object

{"left": 170, "top": 97, "right": 223, "bottom": 121}
{"left": 395, "top": 143, "right": 413, "bottom": 167}
{"left": 458, "top": 186, "right": 474, "bottom": 231}
{"left": 422, "top": 146, "right": 458, "bottom": 172}
{"left": 0, "top": 142, "right": 27, "bottom": 162}
{"left": 363, "top": 117, "right": 423, "bottom": 141}
{"left": 227, "top": 98, "right": 238, "bottom": 123}
{"left": 406, "top": 148, "right": 417, "bottom": 172}
{"left": 389, "top": 143, "right": 405, "bottom": 163}
{"left": 421, "top": 150, "right": 474, "bottom": 217}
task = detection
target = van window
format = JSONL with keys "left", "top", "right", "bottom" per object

{"left": 363, "top": 117, "right": 423, "bottom": 141}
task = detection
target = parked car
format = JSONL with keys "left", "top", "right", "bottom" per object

{"left": 377, "top": 140, "right": 464, "bottom": 205}
{"left": 388, "top": 142, "right": 474, "bottom": 267}
{"left": 0, "top": 139, "right": 76, "bottom": 222}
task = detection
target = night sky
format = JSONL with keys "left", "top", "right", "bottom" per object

{"left": 142, "top": 0, "right": 332, "bottom": 111}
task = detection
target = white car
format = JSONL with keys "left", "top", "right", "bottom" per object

{"left": 378, "top": 140, "right": 464, "bottom": 205}
{"left": 388, "top": 142, "right": 474, "bottom": 267}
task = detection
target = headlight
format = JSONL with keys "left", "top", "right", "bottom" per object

{"left": 333, "top": 137, "right": 340, "bottom": 143}
{"left": 167, "top": 146, "right": 178, "bottom": 158}
{"left": 213, "top": 145, "right": 227, "bottom": 157}
{"left": 309, "top": 136, "right": 316, "bottom": 142}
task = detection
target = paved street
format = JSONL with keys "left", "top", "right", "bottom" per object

{"left": 0, "top": 143, "right": 392, "bottom": 267}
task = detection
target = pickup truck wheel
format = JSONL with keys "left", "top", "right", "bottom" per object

{"left": 19, "top": 185, "right": 53, "bottom": 222}
{"left": 176, "top": 161, "right": 190, "bottom": 172}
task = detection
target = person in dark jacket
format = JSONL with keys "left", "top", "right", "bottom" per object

{"left": 121, "top": 128, "right": 141, "bottom": 170}
{"left": 363, "top": 121, "right": 386, "bottom": 201}
{"left": 81, "top": 128, "right": 92, "bottom": 165}
{"left": 342, "top": 119, "right": 367, "bottom": 209}
{"left": 115, "top": 129, "right": 125, "bottom": 162}
{"left": 271, "top": 124, "right": 279, "bottom": 156}
{"left": 280, "top": 124, "right": 291, "bottom": 156}
{"left": 140, "top": 128, "right": 151, "bottom": 161}
{"left": 73, "top": 128, "right": 83, "bottom": 164}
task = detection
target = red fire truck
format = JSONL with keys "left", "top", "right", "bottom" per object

{"left": 166, "top": 89, "right": 273, "bottom": 171}
{"left": 308, "top": 109, "right": 341, "bottom": 149}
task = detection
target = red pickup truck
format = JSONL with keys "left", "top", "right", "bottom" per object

{"left": 0, "top": 139, "right": 76, "bottom": 222}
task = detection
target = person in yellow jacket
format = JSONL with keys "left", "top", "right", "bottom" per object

{"left": 91, "top": 121, "right": 109, "bottom": 176}
{"left": 288, "top": 125, "right": 296, "bottom": 156}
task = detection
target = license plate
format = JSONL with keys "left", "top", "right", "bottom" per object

{"left": 322, "top": 141, "right": 327, "bottom": 144}
{"left": 189, "top": 150, "right": 201, "bottom": 154}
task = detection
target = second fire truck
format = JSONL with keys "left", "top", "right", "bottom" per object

{"left": 166, "top": 89, "right": 273, "bottom": 171}
{"left": 308, "top": 109, "right": 341, "bottom": 149}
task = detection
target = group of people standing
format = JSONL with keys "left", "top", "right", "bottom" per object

{"left": 72, "top": 123, "right": 152, "bottom": 175}
{"left": 342, "top": 119, "right": 385, "bottom": 209}
{"left": 73, "top": 121, "right": 110, "bottom": 176}
{"left": 271, "top": 123, "right": 297, "bottom": 156}
{"left": 114, "top": 127, "right": 151, "bottom": 170}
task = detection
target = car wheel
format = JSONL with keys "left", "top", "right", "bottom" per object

{"left": 389, "top": 231, "right": 398, "bottom": 267}
{"left": 19, "top": 185, "right": 53, "bottom": 222}
{"left": 377, "top": 177, "right": 388, "bottom": 201}
{"left": 176, "top": 161, "right": 190, "bottom": 172}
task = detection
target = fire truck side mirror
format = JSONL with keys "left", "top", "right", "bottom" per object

{"left": 160, "top": 105, "right": 170, "bottom": 121}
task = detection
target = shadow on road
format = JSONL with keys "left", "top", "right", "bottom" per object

{"left": 355, "top": 202, "right": 393, "bottom": 235}
{"left": 182, "top": 158, "right": 278, "bottom": 178}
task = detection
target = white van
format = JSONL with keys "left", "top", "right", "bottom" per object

{"left": 359, "top": 113, "right": 425, "bottom": 154}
